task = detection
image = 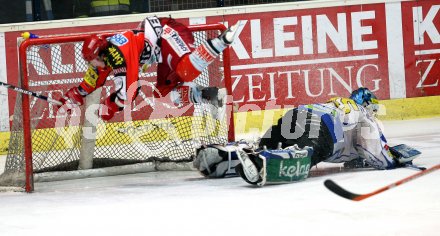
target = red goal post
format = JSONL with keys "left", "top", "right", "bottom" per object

{"left": 1, "top": 23, "right": 235, "bottom": 192}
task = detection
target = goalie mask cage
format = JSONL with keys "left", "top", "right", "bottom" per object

{"left": 0, "top": 23, "right": 235, "bottom": 192}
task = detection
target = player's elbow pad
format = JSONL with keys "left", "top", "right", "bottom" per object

{"left": 80, "top": 66, "right": 111, "bottom": 94}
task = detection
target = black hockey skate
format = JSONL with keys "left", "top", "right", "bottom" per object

{"left": 201, "top": 87, "right": 226, "bottom": 108}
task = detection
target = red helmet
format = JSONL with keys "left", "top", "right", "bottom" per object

{"left": 82, "top": 35, "right": 108, "bottom": 61}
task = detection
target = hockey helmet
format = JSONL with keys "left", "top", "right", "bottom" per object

{"left": 350, "top": 87, "right": 379, "bottom": 113}
{"left": 82, "top": 35, "right": 108, "bottom": 61}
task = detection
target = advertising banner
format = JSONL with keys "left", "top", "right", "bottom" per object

{"left": 1, "top": 0, "right": 439, "bottom": 131}
{"left": 206, "top": 3, "right": 391, "bottom": 110}
{"left": 401, "top": 1, "right": 440, "bottom": 97}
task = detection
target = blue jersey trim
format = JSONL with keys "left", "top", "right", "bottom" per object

{"left": 321, "top": 113, "right": 337, "bottom": 143}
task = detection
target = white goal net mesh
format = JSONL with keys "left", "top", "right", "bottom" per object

{"left": 0, "top": 24, "right": 233, "bottom": 191}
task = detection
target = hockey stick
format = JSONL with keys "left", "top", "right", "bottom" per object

{"left": 324, "top": 163, "right": 440, "bottom": 201}
{"left": 0, "top": 81, "right": 62, "bottom": 106}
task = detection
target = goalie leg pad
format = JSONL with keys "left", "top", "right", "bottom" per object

{"left": 236, "top": 145, "right": 313, "bottom": 186}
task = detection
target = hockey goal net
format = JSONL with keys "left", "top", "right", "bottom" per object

{"left": 0, "top": 23, "right": 234, "bottom": 192}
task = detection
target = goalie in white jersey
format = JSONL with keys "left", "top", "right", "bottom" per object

{"left": 194, "top": 88, "right": 418, "bottom": 186}
{"left": 259, "top": 87, "right": 391, "bottom": 169}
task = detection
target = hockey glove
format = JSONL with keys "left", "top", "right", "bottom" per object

{"left": 389, "top": 144, "right": 421, "bottom": 168}
{"left": 99, "top": 93, "right": 124, "bottom": 121}
{"left": 58, "top": 87, "right": 87, "bottom": 115}
{"left": 60, "top": 87, "right": 85, "bottom": 107}
{"left": 193, "top": 143, "right": 252, "bottom": 178}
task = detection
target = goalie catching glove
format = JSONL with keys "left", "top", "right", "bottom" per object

{"left": 235, "top": 145, "right": 313, "bottom": 186}
{"left": 193, "top": 142, "right": 254, "bottom": 178}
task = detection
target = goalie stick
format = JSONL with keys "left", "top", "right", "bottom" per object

{"left": 324, "top": 163, "right": 440, "bottom": 201}
{"left": 0, "top": 81, "right": 62, "bottom": 106}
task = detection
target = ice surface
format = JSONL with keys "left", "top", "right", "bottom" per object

{"left": 0, "top": 118, "right": 439, "bottom": 236}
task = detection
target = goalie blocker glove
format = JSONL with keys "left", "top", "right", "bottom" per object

{"left": 235, "top": 145, "right": 313, "bottom": 186}
{"left": 389, "top": 144, "right": 421, "bottom": 168}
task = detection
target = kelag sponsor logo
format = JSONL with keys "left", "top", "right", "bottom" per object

{"left": 279, "top": 160, "right": 310, "bottom": 178}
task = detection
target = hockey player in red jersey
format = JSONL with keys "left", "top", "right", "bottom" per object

{"left": 59, "top": 16, "right": 239, "bottom": 120}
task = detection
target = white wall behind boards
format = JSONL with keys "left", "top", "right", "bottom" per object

{"left": 0, "top": 32, "right": 9, "bottom": 132}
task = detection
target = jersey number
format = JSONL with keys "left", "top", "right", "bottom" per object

{"left": 328, "top": 97, "right": 359, "bottom": 114}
